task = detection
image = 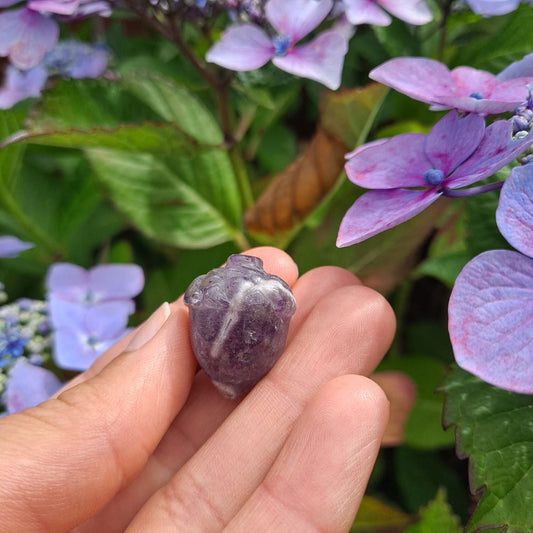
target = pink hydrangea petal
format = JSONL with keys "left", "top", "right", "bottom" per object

{"left": 345, "top": 133, "right": 430, "bottom": 188}
{"left": 449, "top": 250, "right": 533, "bottom": 394}
{"left": 450, "top": 121, "right": 533, "bottom": 188}
{"left": 205, "top": 23, "right": 273, "bottom": 71}
{"left": 28, "top": 0, "right": 79, "bottom": 15}
{"left": 496, "top": 164, "right": 533, "bottom": 259}
{"left": 498, "top": 52, "right": 533, "bottom": 81}
{"left": 433, "top": 94, "right": 526, "bottom": 114}
{"left": 46, "top": 263, "right": 89, "bottom": 301}
{"left": 426, "top": 111, "right": 485, "bottom": 176}
{"left": 369, "top": 57, "right": 454, "bottom": 106}
{"left": 342, "top": 0, "right": 391, "bottom": 26}
{"left": 89, "top": 264, "right": 144, "bottom": 302}
{"left": 449, "top": 66, "right": 498, "bottom": 98}
{"left": 0, "top": 235, "right": 34, "bottom": 258}
{"left": 0, "top": 8, "right": 58, "bottom": 69}
{"left": 379, "top": 0, "right": 433, "bottom": 24}
{"left": 272, "top": 30, "right": 348, "bottom": 90}
{"left": 265, "top": 0, "right": 333, "bottom": 43}
{"left": 490, "top": 77, "right": 533, "bottom": 103}
{"left": 337, "top": 188, "right": 440, "bottom": 247}
{"left": 345, "top": 138, "right": 389, "bottom": 160}
{"left": 3, "top": 359, "right": 62, "bottom": 414}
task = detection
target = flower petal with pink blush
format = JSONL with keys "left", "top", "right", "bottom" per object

{"left": 89, "top": 264, "right": 144, "bottom": 301}
{"left": 265, "top": 0, "right": 333, "bottom": 43}
{"left": 342, "top": 0, "right": 391, "bottom": 26}
{"left": 345, "top": 133, "right": 430, "bottom": 188}
{"left": 379, "top": 0, "right": 433, "bottom": 24}
{"left": 0, "top": 7, "right": 58, "bottom": 69}
{"left": 450, "top": 66, "right": 497, "bottom": 97}
{"left": 272, "top": 30, "right": 348, "bottom": 90}
{"left": 450, "top": 121, "right": 533, "bottom": 188}
{"left": 345, "top": 138, "right": 388, "bottom": 160}
{"left": 496, "top": 164, "right": 533, "bottom": 259}
{"left": 28, "top": 0, "right": 79, "bottom": 15}
{"left": 426, "top": 111, "right": 485, "bottom": 176}
{"left": 449, "top": 250, "right": 533, "bottom": 394}
{"left": 205, "top": 23, "right": 273, "bottom": 71}
{"left": 370, "top": 57, "right": 454, "bottom": 105}
{"left": 489, "top": 77, "right": 533, "bottom": 104}
{"left": 337, "top": 188, "right": 440, "bottom": 247}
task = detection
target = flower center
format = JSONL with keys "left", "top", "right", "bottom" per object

{"left": 272, "top": 35, "right": 291, "bottom": 57}
{"left": 423, "top": 168, "right": 444, "bottom": 186}
{"left": 469, "top": 92, "right": 484, "bottom": 100}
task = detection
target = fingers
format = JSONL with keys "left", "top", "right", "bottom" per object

{"left": 226, "top": 375, "right": 389, "bottom": 532}
{"left": 127, "top": 284, "right": 396, "bottom": 531}
{"left": 75, "top": 265, "right": 362, "bottom": 533}
{"left": 0, "top": 304, "right": 197, "bottom": 532}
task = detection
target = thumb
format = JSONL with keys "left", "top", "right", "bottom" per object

{"left": 0, "top": 303, "right": 196, "bottom": 533}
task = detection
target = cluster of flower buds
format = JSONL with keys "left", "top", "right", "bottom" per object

{"left": 512, "top": 86, "right": 533, "bottom": 138}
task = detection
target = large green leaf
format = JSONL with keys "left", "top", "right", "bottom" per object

{"left": 120, "top": 71, "right": 223, "bottom": 145}
{"left": 441, "top": 366, "right": 533, "bottom": 532}
{"left": 0, "top": 109, "right": 25, "bottom": 189}
{"left": 86, "top": 148, "right": 243, "bottom": 249}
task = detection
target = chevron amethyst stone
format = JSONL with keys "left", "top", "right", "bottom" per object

{"left": 184, "top": 254, "right": 296, "bottom": 398}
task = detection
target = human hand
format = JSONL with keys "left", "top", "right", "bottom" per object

{"left": 0, "top": 247, "right": 398, "bottom": 532}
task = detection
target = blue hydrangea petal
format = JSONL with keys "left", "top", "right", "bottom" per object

{"left": 0, "top": 235, "right": 34, "bottom": 258}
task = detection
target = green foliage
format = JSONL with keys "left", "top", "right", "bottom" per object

{"left": 407, "top": 489, "right": 462, "bottom": 533}
{"left": 351, "top": 496, "right": 411, "bottom": 532}
{"left": 441, "top": 366, "right": 533, "bottom": 532}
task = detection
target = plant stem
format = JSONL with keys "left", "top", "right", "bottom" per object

{"left": 0, "top": 186, "right": 62, "bottom": 258}
{"left": 437, "top": 0, "right": 453, "bottom": 61}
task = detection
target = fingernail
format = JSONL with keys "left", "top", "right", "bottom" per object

{"left": 125, "top": 302, "right": 171, "bottom": 352}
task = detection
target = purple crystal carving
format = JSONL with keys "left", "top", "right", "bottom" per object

{"left": 184, "top": 254, "right": 296, "bottom": 398}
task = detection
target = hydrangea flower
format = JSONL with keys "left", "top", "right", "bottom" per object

{"left": 0, "top": 0, "right": 110, "bottom": 69}
{"left": 0, "top": 64, "right": 47, "bottom": 109}
{"left": 2, "top": 358, "right": 62, "bottom": 414}
{"left": 369, "top": 56, "right": 533, "bottom": 114}
{"left": 337, "top": 111, "right": 533, "bottom": 246}
{"left": 449, "top": 164, "right": 533, "bottom": 394}
{"left": 206, "top": 0, "right": 349, "bottom": 90}
{"left": 0, "top": 235, "right": 34, "bottom": 257}
{"left": 465, "top": 0, "right": 533, "bottom": 16}
{"left": 339, "top": 0, "right": 432, "bottom": 26}
{"left": 46, "top": 263, "right": 144, "bottom": 371}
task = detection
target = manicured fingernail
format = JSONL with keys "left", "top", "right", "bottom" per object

{"left": 125, "top": 302, "right": 171, "bottom": 352}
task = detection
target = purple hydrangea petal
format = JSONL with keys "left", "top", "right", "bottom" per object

{"left": 3, "top": 359, "right": 62, "bottom": 414}
{"left": 28, "top": 0, "right": 79, "bottom": 14}
{"left": 449, "top": 250, "right": 533, "bottom": 394}
{"left": 272, "top": 29, "right": 348, "bottom": 90}
{"left": 49, "top": 296, "right": 87, "bottom": 329}
{"left": 46, "top": 263, "right": 89, "bottom": 301}
{"left": 0, "top": 64, "right": 48, "bottom": 109}
{"left": 345, "top": 133, "right": 430, "bottom": 188}
{"left": 379, "top": 0, "right": 433, "bottom": 25}
{"left": 489, "top": 77, "right": 533, "bottom": 104}
{"left": 84, "top": 301, "right": 134, "bottom": 338}
{"left": 337, "top": 188, "right": 441, "bottom": 247}
{"left": 498, "top": 52, "right": 533, "bottom": 81}
{"left": 0, "top": 235, "right": 34, "bottom": 258}
{"left": 44, "top": 40, "right": 108, "bottom": 79}
{"left": 0, "top": 7, "right": 59, "bottom": 70}
{"left": 345, "top": 138, "right": 389, "bottom": 160}
{"left": 465, "top": 0, "right": 521, "bottom": 16}
{"left": 265, "top": 0, "right": 333, "bottom": 43}
{"left": 88, "top": 264, "right": 144, "bottom": 301}
{"left": 0, "top": 0, "right": 21, "bottom": 6}
{"left": 342, "top": 0, "right": 392, "bottom": 25}
{"left": 205, "top": 23, "right": 273, "bottom": 71}
{"left": 496, "top": 164, "right": 533, "bottom": 259}
{"left": 450, "top": 66, "right": 498, "bottom": 98}
{"left": 370, "top": 57, "right": 454, "bottom": 106}
{"left": 426, "top": 111, "right": 485, "bottom": 176}
{"left": 63, "top": 0, "right": 111, "bottom": 18}
{"left": 449, "top": 121, "right": 533, "bottom": 188}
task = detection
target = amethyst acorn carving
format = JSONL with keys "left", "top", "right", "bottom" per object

{"left": 184, "top": 254, "right": 296, "bottom": 398}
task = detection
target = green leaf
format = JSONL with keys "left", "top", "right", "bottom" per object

{"left": 0, "top": 109, "right": 26, "bottom": 189}
{"left": 120, "top": 72, "right": 223, "bottom": 145}
{"left": 407, "top": 489, "right": 462, "bottom": 533}
{"left": 379, "top": 356, "right": 455, "bottom": 449}
{"left": 351, "top": 496, "right": 411, "bottom": 532}
{"left": 441, "top": 366, "right": 533, "bottom": 532}
{"left": 415, "top": 252, "right": 471, "bottom": 288}
{"left": 86, "top": 148, "right": 243, "bottom": 249}
{"left": 256, "top": 123, "right": 298, "bottom": 174}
